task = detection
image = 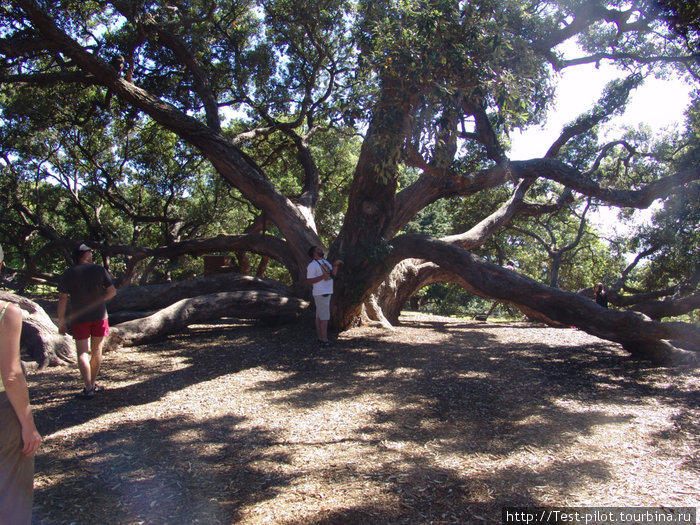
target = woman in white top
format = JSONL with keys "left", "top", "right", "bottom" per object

{"left": 0, "top": 244, "right": 41, "bottom": 524}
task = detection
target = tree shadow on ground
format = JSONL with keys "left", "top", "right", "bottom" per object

{"left": 29, "top": 316, "right": 699, "bottom": 524}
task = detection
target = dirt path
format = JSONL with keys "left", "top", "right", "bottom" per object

{"left": 28, "top": 313, "right": 699, "bottom": 524}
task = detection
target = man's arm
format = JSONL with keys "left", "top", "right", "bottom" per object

{"left": 104, "top": 284, "right": 116, "bottom": 301}
{"left": 306, "top": 262, "right": 329, "bottom": 286}
{"left": 307, "top": 272, "right": 328, "bottom": 285}
{"left": 57, "top": 293, "right": 68, "bottom": 335}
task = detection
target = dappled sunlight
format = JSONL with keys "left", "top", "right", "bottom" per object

{"left": 28, "top": 313, "right": 699, "bottom": 524}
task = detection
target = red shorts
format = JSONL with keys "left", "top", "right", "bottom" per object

{"left": 70, "top": 319, "right": 110, "bottom": 340}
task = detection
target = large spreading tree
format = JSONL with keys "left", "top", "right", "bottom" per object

{"left": 1, "top": 0, "right": 698, "bottom": 364}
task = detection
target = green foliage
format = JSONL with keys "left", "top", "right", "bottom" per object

{"left": 416, "top": 283, "right": 520, "bottom": 320}
{"left": 611, "top": 93, "right": 700, "bottom": 291}
{"left": 0, "top": 0, "right": 697, "bottom": 323}
{"left": 447, "top": 186, "right": 512, "bottom": 235}
{"left": 312, "top": 133, "right": 359, "bottom": 241}
{"left": 400, "top": 167, "right": 454, "bottom": 237}
{"left": 357, "top": 0, "right": 553, "bottom": 130}
{"left": 637, "top": 189, "right": 699, "bottom": 290}
{"left": 0, "top": 89, "right": 260, "bottom": 283}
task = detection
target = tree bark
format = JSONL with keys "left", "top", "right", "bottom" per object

{"left": 370, "top": 260, "right": 463, "bottom": 326}
{"left": 106, "top": 290, "right": 309, "bottom": 349}
{"left": 16, "top": 0, "right": 322, "bottom": 279}
{"left": 102, "top": 234, "right": 299, "bottom": 286}
{"left": 0, "top": 291, "right": 75, "bottom": 369}
{"left": 107, "top": 273, "right": 296, "bottom": 322}
{"left": 387, "top": 235, "right": 700, "bottom": 365}
{"left": 11, "top": 1, "right": 700, "bottom": 367}
{"left": 631, "top": 292, "right": 700, "bottom": 321}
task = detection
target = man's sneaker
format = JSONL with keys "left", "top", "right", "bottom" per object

{"left": 75, "top": 387, "right": 95, "bottom": 399}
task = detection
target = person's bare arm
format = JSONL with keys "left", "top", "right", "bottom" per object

{"left": 0, "top": 303, "right": 41, "bottom": 457}
{"left": 104, "top": 284, "right": 116, "bottom": 301}
{"left": 57, "top": 293, "right": 68, "bottom": 335}
{"left": 307, "top": 263, "right": 331, "bottom": 285}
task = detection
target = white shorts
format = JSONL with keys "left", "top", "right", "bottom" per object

{"left": 313, "top": 294, "right": 332, "bottom": 321}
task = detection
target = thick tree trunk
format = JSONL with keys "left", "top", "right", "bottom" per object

{"left": 631, "top": 292, "right": 700, "bottom": 321}
{"left": 0, "top": 291, "right": 75, "bottom": 369}
{"left": 106, "top": 290, "right": 308, "bottom": 349}
{"left": 386, "top": 235, "right": 700, "bottom": 365}
{"left": 331, "top": 79, "right": 416, "bottom": 328}
{"left": 360, "top": 294, "right": 395, "bottom": 329}
{"left": 108, "top": 273, "right": 295, "bottom": 322}
{"left": 370, "top": 260, "right": 522, "bottom": 325}
{"left": 370, "top": 260, "right": 461, "bottom": 326}
{"left": 15, "top": 0, "right": 700, "bottom": 367}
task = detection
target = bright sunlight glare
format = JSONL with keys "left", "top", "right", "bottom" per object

{"left": 509, "top": 62, "right": 693, "bottom": 239}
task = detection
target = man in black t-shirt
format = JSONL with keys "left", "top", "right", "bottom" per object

{"left": 58, "top": 244, "right": 116, "bottom": 399}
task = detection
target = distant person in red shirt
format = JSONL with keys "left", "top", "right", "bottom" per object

{"left": 58, "top": 244, "right": 116, "bottom": 399}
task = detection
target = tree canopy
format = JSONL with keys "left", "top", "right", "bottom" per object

{"left": 1, "top": 0, "right": 698, "bottom": 363}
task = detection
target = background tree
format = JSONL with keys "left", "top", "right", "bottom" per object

{"left": 609, "top": 93, "right": 700, "bottom": 320}
{"left": 1, "top": 0, "right": 698, "bottom": 363}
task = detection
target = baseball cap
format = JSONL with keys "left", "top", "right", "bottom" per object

{"left": 72, "top": 243, "right": 92, "bottom": 262}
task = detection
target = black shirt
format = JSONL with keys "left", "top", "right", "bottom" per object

{"left": 58, "top": 263, "right": 115, "bottom": 324}
{"left": 595, "top": 291, "right": 608, "bottom": 308}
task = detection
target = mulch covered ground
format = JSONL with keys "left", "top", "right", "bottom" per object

{"left": 28, "top": 312, "right": 699, "bottom": 524}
